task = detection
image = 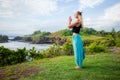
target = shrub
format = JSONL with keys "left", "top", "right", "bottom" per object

{"left": 0, "top": 46, "right": 15, "bottom": 66}
{"left": 29, "top": 47, "right": 44, "bottom": 59}
{"left": 83, "top": 39, "right": 94, "bottom": 46}
{"left": 62, "top": 42, "right": 73, "bottom": 55}
{"left": 115, "top": 38, "right": 120, "bottom": 47}
{"left": 86, "top": 42, "right": 106, "bottom": 53}
{"left": 0, "top": 46, "right": 27, "bottom": 66}
{"left": 15, "top": 47, "right": 28, "bottom": 63}
{"left": 42, "top": 44, "right": 61, "bottom": 58}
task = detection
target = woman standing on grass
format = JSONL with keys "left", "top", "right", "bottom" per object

{"left": 67, "top": 11, "right": 85, "bottom": 69}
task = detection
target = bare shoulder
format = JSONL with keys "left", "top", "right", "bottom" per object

{"left": 76, "top": 19, "right": 81, "bottom": 27}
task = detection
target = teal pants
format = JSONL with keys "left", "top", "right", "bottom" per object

{"left": 72, "top": 34, "right": 85, "bottom": 67}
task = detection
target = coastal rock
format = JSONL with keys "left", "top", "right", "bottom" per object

{"left": 0, "top": 35, "right": 8, "bottom": 43}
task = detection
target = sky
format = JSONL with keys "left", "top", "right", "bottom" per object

{"left": 0, "top": 0, "right": 120, "bottom": 36}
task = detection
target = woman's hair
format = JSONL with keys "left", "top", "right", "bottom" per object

{"left": 77, "top": 11, "right": 83, "bottom": 28}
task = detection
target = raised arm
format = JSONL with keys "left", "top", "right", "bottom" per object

{"left": 67, "top": 16, "right": 80, "bottom": 28}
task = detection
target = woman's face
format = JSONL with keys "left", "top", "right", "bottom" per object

{"left": 74, "top": 12, "right": 78, "bottom": 18}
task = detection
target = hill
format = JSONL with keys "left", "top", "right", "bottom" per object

{"left": 21, "top": 27, "right": 112, "bottom": 45}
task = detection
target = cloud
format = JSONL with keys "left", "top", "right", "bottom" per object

{"left": 0, "top": 22, "right": 38, "bottom": 36}
{"left": 0, "top": 0, "right": 68, "bottom": 36}
{"left": 31, "top": 18, "right": 67, "bottom": 32}
{"left": 65, "top": 0, "right": 74, "bottom": 3}
{"left": 25, "top": 0, "right": 58, "bottom": 16}
{"left": 0, "top": 17, "right": 67, "bottom": 36}
{"left": 0, "top": 0, "right": 120, "bottom": 36}
{"left": 0, "top": 0, "right": 58, "bottom": 18}
{"left": 84, "top": 3, "right": 120, "bottom": 31}
{"left": 79, "top": 0, "right": 105, "bottom": 10}
{"left": 98, "top": 3, "right": 120, "bottom": 31}
{"left": 100, "top": 3, "right": 120, "bottom": 22}
{"left": 56, "top": 0, "right": 74, "bottom": 3}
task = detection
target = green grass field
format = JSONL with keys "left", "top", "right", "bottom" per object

{"left": 0, "top": 53, "right": 120, "bottom": 80}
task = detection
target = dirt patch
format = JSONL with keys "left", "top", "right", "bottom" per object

{"left": 0, "top": 65, "right": 45, "bottom": 80}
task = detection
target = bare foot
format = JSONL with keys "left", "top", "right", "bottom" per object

{"left": 74, "top": 66, "right": 81, "bottom": 69}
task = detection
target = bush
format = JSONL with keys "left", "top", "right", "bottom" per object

{"left": 0, "top": 46, "right": 27, "bottom": 66}
{"left": 105, "top": 36, "right": 116, "bottom": 47}
{"left": 115, "top": 38, "right": 120, "bottom": 47}
{"left": 86, "top": 42, "right": 106, "bottom": 53}
{"left": 29, "top": 47, "right": 44, "bottom": 59}
{"left": 83, "top": 39, "right": 94, "bottom": 46}
{"left": 62, "top": 42, "right": 73, "bottom": 55}
{"left": 42, "top": 44, "right": 61, "bottom": 58}
{"left": 40, "top": 42, "right": 74, "bottom": 58}
{"left": 15, "top": 47, "right": 28, "bottom": 63}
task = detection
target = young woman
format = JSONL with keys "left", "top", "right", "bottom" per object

{"left": 67, "top": 11, "right": 85, "bottom": 69}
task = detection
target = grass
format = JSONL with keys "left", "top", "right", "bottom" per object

{"left": 0, "top": 53, "right": 120, "bottom": 80}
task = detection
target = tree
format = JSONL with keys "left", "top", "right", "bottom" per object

{"left": 97, "top": 30, "right": 106, "bottom": 36}
{"left": 0, "top": 35, "right": 8, "bottom": 43}
{"left": 111, "top": 28, "right": 116, "bottom": 39}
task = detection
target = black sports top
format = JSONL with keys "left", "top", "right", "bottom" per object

{"left": 72, "top": 25, "right": 81, "bottom": 33}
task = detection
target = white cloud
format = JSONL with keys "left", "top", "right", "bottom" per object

{"left": 0, "top": 18, "right": 67, "bottom": 35}
{"left": 25, "top": 0, "right": 58, "bottom": 16}
{"left": 56, "top": 0, "right": 74, "bottom": 3}
{"left": 0, "top": 22, "right": 38, "bottom": 35}
{"left": 98, "top": 3, "right": 120, "bottom": 31}
{"left": 0, "top": 0, "right": 120, "bottom": 36}
{"left": 65, "top": 0, "right": 74, "bottom": 3}
{"left": 0, "top": 0, "right": 58, "bottom": 18}
{"left": 79, "top": 0, "right": 105, "bottom": 10}
{"left": 100, "top": 3, "right": 120, "bottom": 22}
{"left": 32, "top": 18, "right": 67, "bottom": 32}
{"left": 84, "top": 3, "right": 120, "bottom": 31}
{"left": 0, "top": 0, "right": 62, "bottom": 35}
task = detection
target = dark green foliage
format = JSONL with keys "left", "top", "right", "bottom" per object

{"left": 29, "top": 47, "right": 44, "bottom": 59}
{"left": 97, "top": 30, "right": 106, "bottom": 36}
{"left": 80, "top": 27, "right": 97, "bottom": 35}
{"left": 31, "top": 35, "right": 50, "bottom": 44}
{"left": 0, "top": 46, "right": 27, "bottom": 66}
{"left": 22, "top": 36, "right": 32, "bottom": 42}
{"left": 13, "top": 36, "right": 22, "bottom": 40}
{"left": 15, "top": 48, "right": 28, "bottom": 62}
{"left": 32, "top": 30, "right": 51, "bottom": 36}
{"left": 63, "top": 29, "right": 72, "bottom": 36}
{"left": 0, "top": 46, "right": 14, "bottom": 66}
{"left": 111, "top": 28, "right": 116, "bottom": 38}
{"left": 0, "top": 35, "right": 8, "bottom": 43}
{"left": 23, "top": 31, "right": 51, "bottom": 44}
{"left": 33, "top": 30, "right": 41, "bottom": 35}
